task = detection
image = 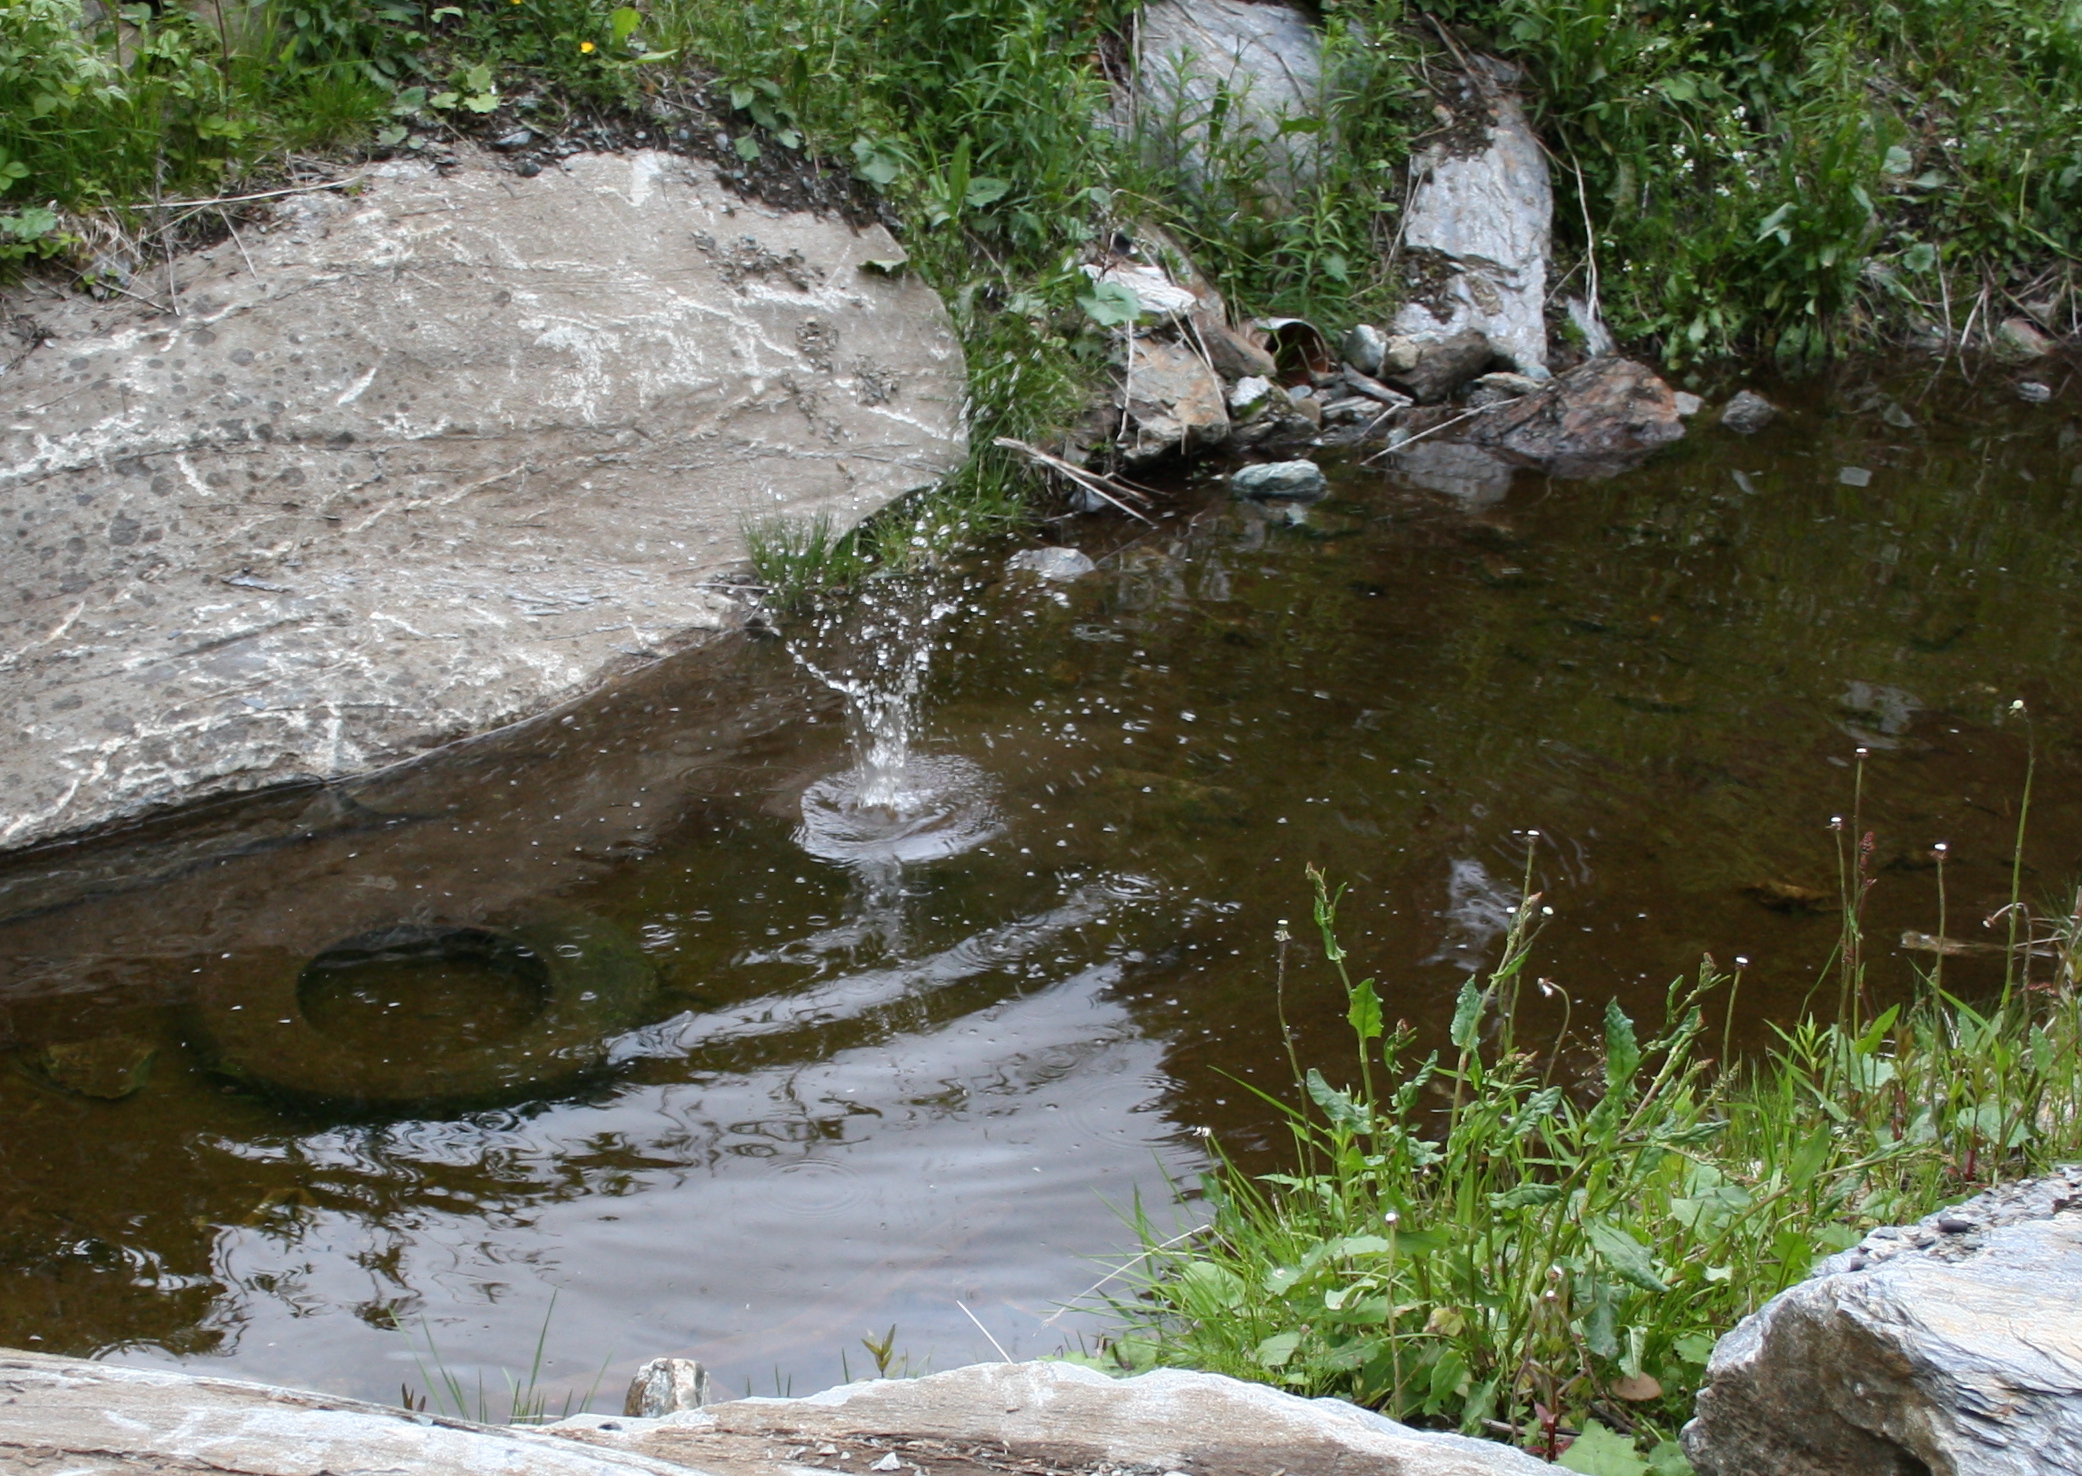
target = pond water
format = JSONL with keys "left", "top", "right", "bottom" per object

{"left": 1, "top": 365, "right": 2076, "bottom": 1409}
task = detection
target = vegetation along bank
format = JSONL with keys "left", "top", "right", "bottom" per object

{"left": 4, "top": 0, "right": 2077, "bottom": 521}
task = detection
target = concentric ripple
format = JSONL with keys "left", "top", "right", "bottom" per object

{"left": 795, "top": 754, "right": 1003, "bottom": 866}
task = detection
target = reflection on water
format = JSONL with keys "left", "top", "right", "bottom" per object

{"left": 0, "top": 365, "right": 2078, "bottom": 1405}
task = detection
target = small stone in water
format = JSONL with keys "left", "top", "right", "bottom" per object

{"left": 870, "top": 1454, "right": 902, "bottom": 1471}
{"left": 1719, "top": 388, "right": 1780, "bottom": 434}
{"left": 1006, "top": 547, "right": 1095, "bottom": 581}
{"left": 1839, "top": 465, "right": 1873, "bottom": 487}
{"left": 493, "top": 128, "right": 535, "bottom": 152}
{"left": 1673, "top": 390, "right": 1704, "bottom": 417}
{"left": 1231, "top": 460, "right": 1327, "bottom": 503}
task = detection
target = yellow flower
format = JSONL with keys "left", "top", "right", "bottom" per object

{"left": 579, "top": 39, "right": 594, "bottom": 50}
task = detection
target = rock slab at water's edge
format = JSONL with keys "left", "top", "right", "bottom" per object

{"left": 557, "top": 1359, "right": 1556, "bottom": 1475}
{"left": 1683, "top": 1165, "right": 2082, "bottom": 1476}
{"left": 0, "top": 1349, "right": 1553, "bottom": 1475}
{"left": 1469, "top": 357, "right": 1685, "bottom": 475}
{"left": 0, "top": 1348, "right": 698, "bottom": 1476}
{"left": 0, "top": 149, "right": 966, "bottom": 852}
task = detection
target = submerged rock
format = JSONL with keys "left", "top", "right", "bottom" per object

{"left": 1382, "top": 440, "right": 1516, "bottom": 504}
{"left": 1392, "top": 62, "right": 1552, "bottom": 372}
{"left": 1469, "top": 357, "right": 1685, "bottom": 475}
{"left": 34, "top": 1036, "right": 156, "bottom": 1099}
{"left": 1005, "top": 546, "right": 1097, "bottom": 581}
{"left": 1684, "top": 1167, "right": 2082, "bottom": 1476}
{"left": 0, "top": 149, "right": 965, "bottom": 853}
{"left": 1132, "top": 0, "right": 1324, "bottom": 199}
{"left": 1231, "top": 459, "right": 1328, "bottom": 502}
{"left": 1719, "top": 388, "right": 1780, "bottom": 434}
{"left": 1995, "top": 315, "right": 2056, "bottom": 361}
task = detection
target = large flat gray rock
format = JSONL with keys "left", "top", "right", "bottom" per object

{"left": 556, "top": 1359, "right": 1553, "bottom": 1475}
{"left": 0, "top": 1347, "right": 709, "bottom": 1475}
{"left": 0, "top": 149, "right": 965, "bottom": 852}
{"left": 1684, "top": 1166, "right": 2082, "bottom": 1476}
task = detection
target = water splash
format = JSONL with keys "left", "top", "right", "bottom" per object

{"left": 784, "top": 571, "right": 1002, "bottom": 881}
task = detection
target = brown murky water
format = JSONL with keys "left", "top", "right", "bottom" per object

{"left": 0, "top": 364, "right": 2075, "bottom": 1408}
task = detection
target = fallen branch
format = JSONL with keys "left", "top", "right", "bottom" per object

{"left": 993, "top": 437, "right": 1155, "bottom": 524}
{"left": 145, "top": 173, "right": 370, "bottom": 212}
{"left": 1359, "top": 400, "right": 1502, "bottom": 464}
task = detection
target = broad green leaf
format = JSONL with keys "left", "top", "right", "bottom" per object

{"left": 1882, "top": 143, "right": 1913, "bottom": 174}
{"left": 1348, "top": 976, "right": 1382, "bottom": 1042}
{"left": 1559, "top": 1420, "right": 1649, "bottom": 1476}
{"left": 610, "top": 5, "right": 640, "bottom": 42}
{"left": 1673, "top": 1330, "right": 1718, "bottom": 1365}
{"left": 1490, "top": 1182, "right": 1563, "bottom": 1210}
{"left": 1304, "top": 1068, "right": 1363, "bottom": 1128}
{"left": 1648, "top": 1439, "right": 1695, "bottom": 1475}
{"left": 1585, "top": 1218, "right": 1668, "bottom": 1293}
{"left": 733, "top": 134, "right": 761, "bottom": 162}
{"left": 963, "top": 175, "right": 1009, "bottom": 208}
{"left": 1077, "top": 278, "right": 1140, "bottom": 328}
{"left": 1604, "top": 999, "right": 1640, "bottom": 1095}
{"left": 1177, "top": 1260, "right": 1246, "bottom": 1317}
{"left": 1255, "top": 1329, "right": 1302, "bottom": 1367}
{"left": 1449, "top": 978, "right": 1482, "bottom": 1050}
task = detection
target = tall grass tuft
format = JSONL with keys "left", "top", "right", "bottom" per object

{"left": 1110, "top": 856, "right": 2082, "bottom": 1463}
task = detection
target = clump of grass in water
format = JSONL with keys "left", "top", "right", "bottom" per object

{"left": 745, "top": 511, "right": 870, "bottom": 612}
{"left": 398, "top": 1295, "right": 608, "bottom": 1426}
{"left": 1108, "top": 846, "right": 2082, "bottom": 1466}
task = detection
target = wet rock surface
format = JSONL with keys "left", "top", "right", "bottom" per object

{"left": 1683, "top": 1166, "right": 2082, "bottom": 1476}
{"left": 1230, "top": 459, "right": 1327, "bottom": 502}
{"left": 0, "top": 148, "right": 965, "bottom": 853}
{"left": 1468, "top": 357, "right": 1686, "bottom": 475}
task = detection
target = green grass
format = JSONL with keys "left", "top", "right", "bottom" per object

{"left": 6, "top": 0, "right": 2076, "bottom": 348}
{"left": 1102, "top": 850, "right": 2082, "bottom": 1467}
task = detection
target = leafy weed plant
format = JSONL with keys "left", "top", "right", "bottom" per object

{"left": 1112, "top": 856, "right": 2082, "bottom": 1464}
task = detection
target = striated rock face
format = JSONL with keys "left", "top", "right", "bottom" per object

{"left": 1469, "top": 356, "right": 1684, "bottom": 475}
{"left": 1683, "top": 1167, "right": 2082, "bottom": 1476}
{"left": 1392, "top": 64, "right": 1551, "bottom": 372}
{"left": 1132, "top": 0, "right": 1324, "bottom": 198}
{"left": 0, "top": 1348, "right": 695, "bottom": 1476}
{"left": 0, "top": 149, "right": 966, "bottom": 852}
{"left": 558, "top": 1359, "right": 1556, "bottom": 1476}
{"left": 1, "top": 1350, "right": 1556, "bottom": 1476}
{"left": 1121, "top": 335, "right": 1230, "bottom": 460}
